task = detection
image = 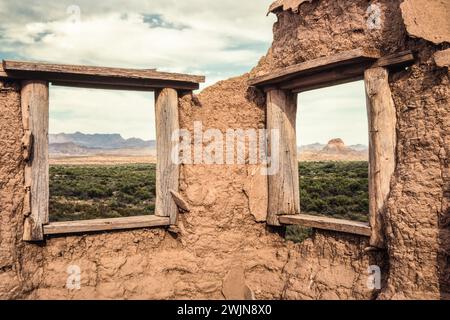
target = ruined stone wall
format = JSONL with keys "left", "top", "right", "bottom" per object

{"left": 251, "top": 0, "right": 449, "bottom": 299}
{"left": 0, "top": 0, "right": 448, "bottom": 300}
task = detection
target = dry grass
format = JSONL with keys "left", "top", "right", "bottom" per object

{"left": 49, "top": 155, "right": 157, "bottom": 165}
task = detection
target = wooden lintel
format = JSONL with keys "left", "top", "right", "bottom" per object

{"left": 372, "top": 50, "right": 415, "bottom": 69}
{"left": 283, "top": 63, "right": 367, "bottom": 92}
{"left": 249, "top": 50, "right": 415, "bottom": 90}
{"left": 279, "top": 214, "right": 371, "bottom": 237}
{"left": 2, "top": 60, "right": 204, "bottom": 91}
{"left": 43, "top": 215, "right": 170, "bottom": 235}
{"left": 249, "top": 48, "right": 380, "bottom": 87}
{"left": 50, "top": 79, "right": 199, "bottom": 91}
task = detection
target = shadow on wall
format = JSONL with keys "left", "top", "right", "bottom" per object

{"left": 439, "top": 204, "right": 450, "bottom": 299}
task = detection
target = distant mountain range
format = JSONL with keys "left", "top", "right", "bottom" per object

{"left": 49, "top": 132, "right": 156, "bottom": 157}
{"left": 49, "top": 132, "right": 368, "bottom": 161}
{"left": 50, "top": 132, "right": 155, "bottom": 149}
{"left": 299, "top": 141, "right": 368, "bottom": 153}
{"left": 298, "top": 139, "right": 368, "bottom": 161}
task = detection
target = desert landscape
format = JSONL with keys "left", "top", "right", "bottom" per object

{"left": 48, "top": 132, "right": 369, "bottom": 233}
{"left": 49, "top": 132, "right": 368, "bottom": 164}
{"left": 49, "top": 132, "right": 157, "bottom": 164}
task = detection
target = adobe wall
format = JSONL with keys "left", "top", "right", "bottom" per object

{"left": 0, "top": 0, "right": 448, "bottom": 300}
{"left": 251, "top": 0, "right": 450, "bottom": 299}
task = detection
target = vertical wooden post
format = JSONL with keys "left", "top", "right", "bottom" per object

{"left": 364, "top": 67, "right": 397, "bottom": 248}
{"left": 22, "top": 80, "right": 49, "bottom": 241}
{"left": 266, "top": 88, "right": 300, "bottom": 226}
{"left": 155, "top": 88, "right": 179, "bottom": 225}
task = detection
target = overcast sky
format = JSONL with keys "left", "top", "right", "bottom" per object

{"left": 0, "top": 0, "right": 368, "bottom": 145}
{"left": 297, "top": 81, "right": 368, "bottom": 146}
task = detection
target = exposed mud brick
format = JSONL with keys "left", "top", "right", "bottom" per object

{"left": 0, "top": 0, "right": 448, "bottom": 300}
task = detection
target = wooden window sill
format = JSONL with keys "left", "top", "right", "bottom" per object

{"left": 43, "top": 215, "right": 170, "bottom": 236}
{"left": 279, "top": 214, "right": 371, "bottom": 237}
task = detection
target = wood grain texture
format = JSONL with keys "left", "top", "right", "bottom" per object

{"left": 285, "top": 64, "right": 366, "bottom": 93}
{"left": 155, "top": 88, "right": 179, "bottom": 225}
{"left": 279, "top": 214, "right": 371, "bottom": 237}
{"left": 364, "top": 67, "right": 397, "bottom": 248}
{"left": 2, "top": 60, "right": 204, "bottom": 91}
{"left": 249, "top": 48, "right": 380, "bottom": 87}
{"left": 21, "top": 80, "right": 49, "bottom": 241}
{"left": 266, "top": 89, "right": 300, "bottom": 226}
{"left": 249, "top": 50, "right": 414, "bottom": 90}
{"left": 170, "top": 189, "right": 190, "bottom": 212}
{"left": 372, "top": 51, "right": 415, "bottom": 68}
{"left": 0, "top": 64, "right": 7, "bottom": 78}
{"left": 43, "top": 215, "right": 170, "bottom": 235}
{"left": 22, "top": 189, "right": 31, "bottom": 217}
{"left": 21, "top": 130, "right": 32, "bottom": 161}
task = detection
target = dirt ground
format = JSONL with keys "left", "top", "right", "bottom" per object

{"left": 49, "top": 155, "right": 157, "bottom": 165}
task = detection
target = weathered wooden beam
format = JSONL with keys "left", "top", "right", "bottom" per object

{"left": 170, "top": 189, "right": 190, "bottom": 212}
{"left": 2, "top": 60, "right": 204, "bottom": 91}
{"left": 249, "top": 50, "right": 415, "bottom": 90}
{"left": 372, "top": 50, "right": 415, "bottom": 68}
{"left": 0, "top": 64, "right": 7, "bottom": 77}
{"left": 22, "top": 80, "right": 49, "bottom": 241}
{"left": 43, "top": 215, "right": 170, "bottom": 235}
{"left": 21, "top": 130, "right": 32, "bottom": 161}
{"left": 266, "top": 89, "right": 300, "bottom": 226}
{"left": 50, "top": 79, "right": 200, "bottom": 91}
{"left": 364, "top": 67, "right": 397, "bottom": 248}
{"left": 249, "top": 48, "right": 380, "bottom": 87}
{"left": 283, "top": 64, "right": 366, "bottom": 93}
{"left": 279, "top": 214, "right": 371, "bottom": 237}
{"left": 155, "top": 88, "right": 179, "bottom": 225}
{"left": 3, "top": 60, "right": 204, "bottom": 83}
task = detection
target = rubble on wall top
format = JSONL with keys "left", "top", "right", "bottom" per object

{"left": 267, "top": 0, "right": 313, "bottom": 15}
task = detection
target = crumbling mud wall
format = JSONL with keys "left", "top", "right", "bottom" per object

{"left": 0, "top": 0, "right": 448, "bottom": 300}
{"left": 0, "top": 75, "right": 382, "bottom": 300}
{"left": 251, "top": 0, "right": 450, "bottom": 299}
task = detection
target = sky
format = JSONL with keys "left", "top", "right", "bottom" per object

{"left": 0, "top": 0, "right": 368, "bottom": 144}
{"left": 297, "top": 81, "right": 369, "bottom": 146}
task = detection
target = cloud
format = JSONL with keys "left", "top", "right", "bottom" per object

{"left": 0, "top": 2, "right": 369, "bottom": 145}
{"left": 49, "top": 86, "right": 156, "bottom": 140}
{"left": 296, "top": 81, "right": 369, "bottom": 146}
{"left": 0, "top": 1, "right": 275, "bottom": 139}
{"left": 0, "top": 0, "right": 275, "bottom": 87}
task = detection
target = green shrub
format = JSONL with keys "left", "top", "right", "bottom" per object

{"left": 286, "top": 161, "right": 369, "bottom": 243}
{"left": 49, "top": 164, "right": 156, "bottom": 222}
{"left": 298, "top": 161, "right": 369, "bottom": 223}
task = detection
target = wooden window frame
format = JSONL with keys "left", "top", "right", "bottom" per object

{"left": 1, "top": 60, "right": 204, "bottom": 241}
{"left": 249, "top": 49, "right": 414, "bottom": 248}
